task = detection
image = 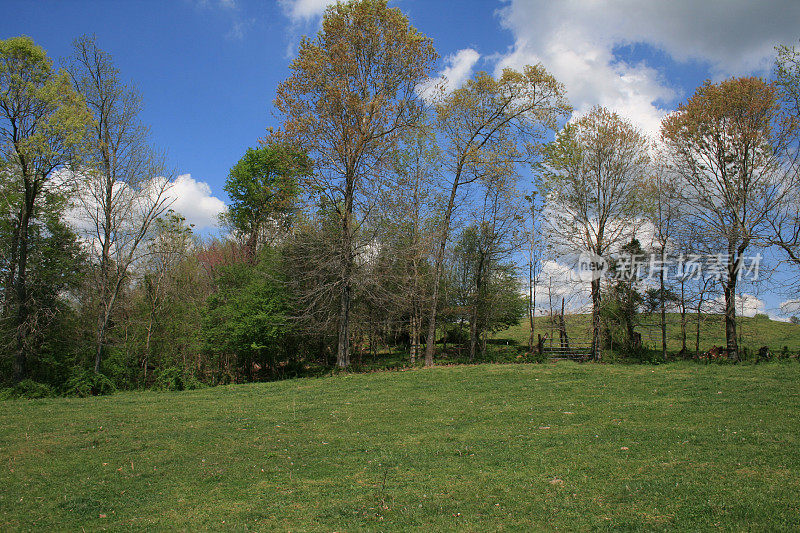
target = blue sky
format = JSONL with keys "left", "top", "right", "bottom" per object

{"left": 3, "top": 0, "right": 799, "bottom": 318}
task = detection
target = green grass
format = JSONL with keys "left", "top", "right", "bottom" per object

{"left": 2, "top": 362, "right": 800, "bottom": 531}
{"left": 495, "top": 313, "right": 800, "bottom": 355}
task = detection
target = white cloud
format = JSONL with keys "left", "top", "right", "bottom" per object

{"left": 780, "top": 299, "right": 800, "bottom": 316}
{"left": 437, "top": 48, "right": 481, "bottom": 93}
{"left": 65, "top": 172, "right": 226, "bottom": 234}
{"left": 707, "top": 293, "right": 766, "bottom": 318}
{"left": 167, "top": 174, "right": 227, "bottom": 231}
{"left": 495, "top": 0, "right": 800, "bottom": 136}
{"left": 278, "top": 0, "right": 338, "bottom": 56}
{"left": 418, "top": 48, "right": 481, "bottom": 101}
{"left": 278, "top": 0, "right": 336, "bottom": 22}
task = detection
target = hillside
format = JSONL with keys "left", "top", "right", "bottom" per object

{"left": 495, "top": 313, "right": 800, "bottom": 355}
{"left": 2, "top": 363, "right": 799, "bottom": 530}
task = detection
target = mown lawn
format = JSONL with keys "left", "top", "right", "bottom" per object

{"left": 1, "top": 362, "right": 799, "bottom": 531}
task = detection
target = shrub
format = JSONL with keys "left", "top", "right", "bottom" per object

{"left": 1, "top": 380, "right": 57, "bottom": 399}
{"left": 153, "top": 367, "right": 184, "bottom": 391}
{"left": 63, "top": 368, "right": 116, "bottom": 397}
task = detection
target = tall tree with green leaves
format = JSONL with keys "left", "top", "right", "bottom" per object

{"left": 539, "top": 106, "right": 649, "bottom": 360}
{"left": 275, "top": 0, "right": 437, "bottom": 367}
{"left": 661, "top": 77, "right": 797, "bottom": 361}
{"left": 424, "top": 65, "right": 569, "bottom": 366}
{"left": 223, "top": 143, "right": 311, "bottom": 259}
{"left": 769, "top": 43, "right": 800, "bottom": 285}
{"left": 0, "top": 36, "right": 90, "bottom": 381}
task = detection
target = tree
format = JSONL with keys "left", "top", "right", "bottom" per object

{"left": 376, "top": 125, "right": 439, "bottom": 363}
{"left": 425, "top": 65, "right": 569, "bottom": 366}
{"left": 0, "top": 36, "right": 90, "bottom": 381}
{"left": 139, "top": 211, "right": 194, "bottom": 381}
{"left": 0, "top": 170, "right": 86, "bottom": 384}
{"left": 275, "top": 0, "right": 436, "bottom": 368}
{"left": 769, "top": 43, "right": 800, "bottom": 282}
{"left": 203, "top": 248, "right": 295, "bottom": 381}
{"left": 642, "top": 161, "right": 683, "bottom": 360}
{"left": 223, "top": 143, "right": 311, "bottom": 259}
{"left": 600, "top": 239, "right": 647, "bottom": 356}
{"left": 524, "top": 192, "right": 544, "bottom": 353}
{"left": 68, "top": 35, "right": 172, "bottom": 374}
{"left": 661, "top": 77, "right": 797, "bottom": 361}
{"left": 453, "top": 215, "right": 525, "bottom": 361}
{"left": 539, "top": 107, "right": 649, "bottom": 360}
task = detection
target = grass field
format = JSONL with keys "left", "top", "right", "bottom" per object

{"left": 2, "top": 362, "right": 799, "bottom": 531}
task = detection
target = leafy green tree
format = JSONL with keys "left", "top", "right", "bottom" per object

{"left": 662, "top": 77, "right": 797, "bottom": 361}
{"left": 453, "top": 223, "right": 526, "bottom": 360}
{"left": 539, "top": 107, "right": 649, "bottom": 360}
{"left": 425, "top": 65, "right": 569, "bottom": 366}
{"left": 0, "top": 169, "right": 86, "bottom": 385}
{"left": 0, "top": 36, "right": 90, "bottom": 381}
{"left": 275, "top": 0, "right": 437, "bottom": 367}
{"left": 137, "top": 211, "right": 194, "bottom": 381}
{"left": 600, "top": 239, "right": 647, "bottom": 356}
{"left": 224, "top": 144, "right": 311, "bottom": 258}
{"left": 203, "top": 249, "right": 295, "bottom": 381}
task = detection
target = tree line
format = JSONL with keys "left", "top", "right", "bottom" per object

{"left": 2, "top": 0, "right": 800, "bottom": 395}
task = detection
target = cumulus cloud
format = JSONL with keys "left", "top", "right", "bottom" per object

{"left": 278, "top": 0, "right": 336, "bottom": 22}
{"left": 780, "top": 299, "right": 800, "bottom": 316}
{"left": 167, "top": 174, "right": 227, "bottom": 231}
{"left": 278, "top": 0, "right": 338, "bottom": 55}
{"left": 438, "top": 48, "right": 481, "bottom": 91}
{"left": 64, "top": 172, "right": 226, "bottom": 235}
{"left": 495, "top": 0, "right": 800, "bottom": 135}
{"left": 417, "top": 48, "right": 481, "bottom": 101}
{"left": 526, "top": 259, "right": 592, "bottom": 314}
{"left": 707, "top": 293, "right": 766, "bottom": 317}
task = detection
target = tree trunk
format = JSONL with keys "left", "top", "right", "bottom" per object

{"left": 337, "top": 281, "right": 351, "bottom": 368}
{"left": 337, "top": 172, "right": 355, "bottom": 369}
{"left": 424, "top": 167, "right": 462, "bottom": 367}
{"left": 695, "top": 306, "right": 702, "bottom": 359}
{"left": 590, "top": 277, "right": 601, "bottom": 361}
{"left": 723, "top": 280, "right": 738, "bottom": 362}
{"left": 660, "top": 263, "right": 667, "bottom": 360}
{"left": 680, "top": 280, "right": 687, "bottom": 353}
{"left": 13, "top": 189, "right": 34, "bottom": 383}
{"left": 528, "top": 255, "right": 535, "bottom": 353}
{"left": 469, "top": 305, "right": 478, "bottom": 362}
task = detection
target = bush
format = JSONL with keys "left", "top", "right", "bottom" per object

{"left": 153, "top": 367, "right": 185, "bottom": 391}
{"left": 0, "top": 380, "right": 57, "bottom": 399}
{"left": 63, "top": 368, "right": 116, "bottom": 397}
{"left": 182, "top": 374, "right": 206, "bottom": 390}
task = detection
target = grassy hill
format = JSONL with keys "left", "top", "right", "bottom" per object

{"left": 494, "top": 313, "right": 800, "bottom": 356}
{"left": 2, "top": 363, "right": 799, "bottom": 530}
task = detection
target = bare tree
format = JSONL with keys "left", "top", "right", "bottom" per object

{"left": 643, "top": 160, "right": 683, "bottom": 359}
{"left": 524, "top": 192, "right": 543, "bottom": 353}
{"left": 378, "top": 125, "right": 439, "bottom": 363}
{"left": 768, "top": 44, "right": 800, "bottom": 284}
{"left": 68, "top": 35, "right": 172, "bottom": 373}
